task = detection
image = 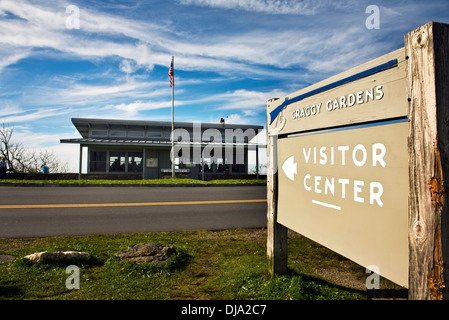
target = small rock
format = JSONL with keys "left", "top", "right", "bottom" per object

{"left": 0, "top": 255, "right": 14, "bottom": 264}
{"left": 115, "top": 242, "right": 176, "bottom": 266}
{"left": 24, "top": 251, "right": 91, "bottom": 264}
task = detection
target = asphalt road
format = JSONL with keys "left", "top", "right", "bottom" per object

{"left": 0, "top": 185, "right": 267, "bottom": 238}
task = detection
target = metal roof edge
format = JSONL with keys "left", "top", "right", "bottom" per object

{"left": 71, "top": 118, "right": 265, "bottom": 130}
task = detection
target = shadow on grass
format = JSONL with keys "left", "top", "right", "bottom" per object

{"left": 292, "top": 270, "right": 366, "bottom": 300}
{"left": 0, "top": 282, "right": 24, "bottom": 299}
{"left": 235, "top": 268, "right": 367, "bottom": 300}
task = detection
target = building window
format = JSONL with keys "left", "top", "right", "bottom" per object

{"left": 216, "top": 158, "right": 226, "bottom": 172}
{"left": 90, "top": 151, "right": 107, "bottom": 172}
{"left": 202, "top": 158, "right": 213, "bottom": 172}
{"left": 128, "top": 152, "right": 143, "bottom": 172}
{"left": 90, "top": 130, "right": 108, "bottom": 137}
{"left": 232, "top": 150, "right": 246, "bottom": 173}
{"left": 109, "top": 152, "right": 126, "bottom": 172}
{"left": 128, "top": 131, "right": 144, "bottom": 138}
{"left": 147, "top": 131, "right": 162, "bottom": 138}
{"left": 232, "top": 163, "right": 246, "bottom": 173}
{"left": 110, "top": 130, "right": 127, "bottom": 137}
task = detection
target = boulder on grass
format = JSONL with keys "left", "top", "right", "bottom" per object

{"left": 115, "top": 242, "right": 176, "bottom": 266}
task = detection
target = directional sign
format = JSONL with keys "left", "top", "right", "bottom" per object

{"left": 281, "top": 156, "right": 297, "bottom": 181}
{"left": 268, "top": 48, "right": 406, "bottom": 136}
{"left": 277, "top": 121, "right": 409, "bottom": 287}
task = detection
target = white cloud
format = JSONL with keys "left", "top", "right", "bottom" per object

{"left": 26, "top": 79, "right": 170, "bottom": 112}
{"left": 0, "top": 49, "right": 30, "bottom": 73}
{"left": 213, "top": 89, "right": 287, "bottom": 111}
{"left": 111, "top": 100, "right": 171, "bottom": 116}
{"left": 119, "top": 59, "right": 135, "bottom": 74}
{"left": 0, "top": 107, "right": 71, "bottom": 123}
{"left": 46, "top": 143, "right": 79, "bottom": 172}
{"left": 14, "top": 128, "right": 69, "bottom": 149}
{"left": 178, "top": 0, "right": 343, "bottom": 15}
{"left": 0, "top": 0, "right": 356, "bottom": 82}
{"left": 65, "top": 81, "right": 154, "bottom": 98}
{"left": 0, "top": 101, "right": 25, "bottom": 117}
{"left": 0, "top": 1, "right": 162, "bottom": 72}
{"left": 0, "top": 0, "right": 375, "bottom": 83}
{"left": 226, "top": 113, "right": 242, "bottom": 123}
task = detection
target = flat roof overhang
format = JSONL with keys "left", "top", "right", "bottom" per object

{"left": 60, "top": 138, "right": 265, "bottom": 148}
{"left": 71, "top": 118, "right": 265, "bottom": 139}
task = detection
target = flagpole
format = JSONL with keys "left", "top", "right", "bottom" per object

{"left": 171, "top": 56, "right": 175, "bottom": 178}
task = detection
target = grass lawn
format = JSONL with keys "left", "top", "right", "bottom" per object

{"left": 0, "top": 178, "right": 266, "bottom": 185}
{"left": 0, "top": 228, "right": 403, "bottom": 301}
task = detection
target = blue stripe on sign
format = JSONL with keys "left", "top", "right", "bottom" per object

{"left": 269, "top": 59, "right": 399, "bottom": 124}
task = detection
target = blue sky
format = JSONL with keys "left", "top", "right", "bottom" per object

{"left": 1, "top": 0, "right": 448, "bottom": 171}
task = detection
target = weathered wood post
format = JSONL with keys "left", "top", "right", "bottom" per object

{"left": 266, "top": 99, "right": 288, "bottom": 276}
{"left": 406, "top": 21, "right": 449, "bottom": 300}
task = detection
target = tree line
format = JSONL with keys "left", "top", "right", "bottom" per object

{"left": 0, "top": 123, "right": 69, "bottom": 174}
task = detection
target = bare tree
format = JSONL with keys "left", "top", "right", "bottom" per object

{"left": 0, "top": 123, "right": 70, "bottom": 173}
{"left": 34, "top": 149, "right": 70, "bottom": 173}
{"left": 0, "top": 123, "right": 31, "bottom": 172}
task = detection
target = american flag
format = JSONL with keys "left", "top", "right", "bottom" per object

{"left": 168, "top": 58, "right": 174, "bottom": 88}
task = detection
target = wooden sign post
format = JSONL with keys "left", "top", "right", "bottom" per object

{"left": 267, "top": 21, "right": 449, "bottom": 300}
{"left": 406, "top": 22, "right": 449, "bottom": 300}
{"left": 266, "top": 117, "right": 288, "bottom": 275}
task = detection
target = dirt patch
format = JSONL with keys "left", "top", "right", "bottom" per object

{"left": 314, "top": 267, "right": 367, "bottom": 290}
{"left": 193, "top": 228, "right": 267, "bottom": 240}
{"left": 0, "top": 238, "right": 40, "bottom": 252}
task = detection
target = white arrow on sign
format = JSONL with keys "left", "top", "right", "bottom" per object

{"left": 282, "top": 155, "right": 297, "bottom": 181}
